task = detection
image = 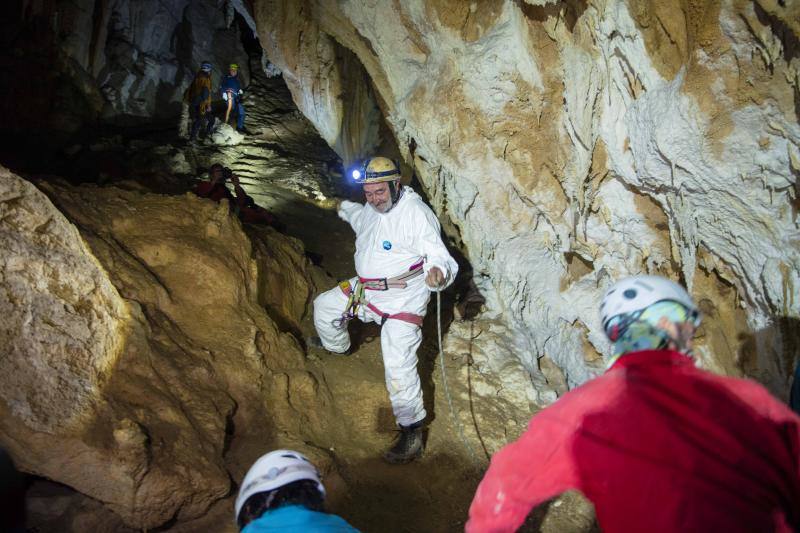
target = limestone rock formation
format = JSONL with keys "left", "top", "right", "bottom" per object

{"left": 0, "top": 167, "right": 339, "bottom": 529}
{"left": 3, "top": 0, "right": 253, "bottom": 136}
{"left": 254, "top": 0, "right": 800, "bottom": 398}
{"left": 438, "top": 317, "right": 543, "bottom": 457}
{"left": 0, "top": 166, "right": 128, "bottom": 434}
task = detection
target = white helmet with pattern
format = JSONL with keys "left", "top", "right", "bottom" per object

{"left": 600, "top": 275, "right": 698, "bottom": 335}
{"left": 234, "top": 449, "right": 325, "bottom": 520}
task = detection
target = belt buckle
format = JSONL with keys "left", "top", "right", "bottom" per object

{"left": 364, "top": 278, "right": 388, "bottom": 290}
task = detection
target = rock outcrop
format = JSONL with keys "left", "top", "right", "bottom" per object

{"left": 2, "top": 0, "right": 255, "bottom": 137}
{"left": 254, "top": 0, "right": 800, "bottom": 398}
{"left": 0, "top": 167, "right": 339, "bottom": 529}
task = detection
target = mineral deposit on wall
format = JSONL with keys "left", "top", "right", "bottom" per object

{"left": 255, "top": 0, "right": 800, "bottom": 398}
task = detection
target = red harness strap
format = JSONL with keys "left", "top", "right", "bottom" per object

{"left": 340, "top": 282, "right": 423, "bottom": 327}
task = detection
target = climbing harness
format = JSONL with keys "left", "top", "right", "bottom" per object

{"left": 333, "top": 260, "right": 484, "bottom": 466}
{"left": 333, "top": 261, "right": 425, "bottom": 328}
{"left": 436, "top": 289, "right": 483, "bottom": 467}
{"left": 359, "top": 259, "right": 423, "bottom": 290}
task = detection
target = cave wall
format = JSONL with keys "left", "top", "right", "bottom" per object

{"left": 1, "top": 0, "right": 254, "bottom": 139}
{"left": 254, "top": 0, "right": 800, "bottom": 397}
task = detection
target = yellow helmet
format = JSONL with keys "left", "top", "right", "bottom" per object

{"left": 352, "top": 156, "right": 401, "bottom": 183}
{"left": 229, "top": 63, "right": 239, "bottom": 71}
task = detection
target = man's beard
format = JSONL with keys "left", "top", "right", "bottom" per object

{"left": 371, "top": 200, "right": 391, "bottom": 213}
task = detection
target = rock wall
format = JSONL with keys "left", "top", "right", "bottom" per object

{"left": 257, "top": 1, "right": 383, "bottom": 166}
{"left": 0, "top": 168, "right": 340, "bottom": 529}
{"left": 254, "top": 0, "right": 800, "bottom": 398}
{"left": 0, "top": 167, "right": 128, "bottom": 434}
{"left": 2, "top": 0, "right": 254, "bottom": 137}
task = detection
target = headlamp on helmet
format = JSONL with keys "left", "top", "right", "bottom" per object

{"left": 352, "top": 156, "right": 401, "bottom": 184}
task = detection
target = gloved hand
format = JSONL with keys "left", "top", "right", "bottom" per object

{"left": 426, "top": 267, "right": 446, "bottom": 288}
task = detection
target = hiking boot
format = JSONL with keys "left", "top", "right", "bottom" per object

{"left": 383, "top": 421, "right": 424, "bottom": 464}
{"left": 306, "top": 335, "right": 349, "bottom": 355}
{"left": 307, "top": 335, "right": 324, "bottom": 350}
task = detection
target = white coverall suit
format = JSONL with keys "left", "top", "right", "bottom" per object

{"left": 313, "top": 187, "right": 458, "bottom": 427}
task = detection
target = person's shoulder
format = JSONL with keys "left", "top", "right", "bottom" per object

{"left": 340, "top": 199, "right": 362, "bottom": 209}
{"left": 402, "top": 191, "right": 442, "bottom": 232}
{"left": 551, "top": 370, "right": 619, "bottom": 409}
{"left": 702, "top": 369, "right": 798, "bottom": 421}
{"left": 400, "top": 188, "right": 433, "bottom": 214}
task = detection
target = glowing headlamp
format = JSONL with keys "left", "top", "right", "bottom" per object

{"left": 351, "top": 169, "right": 361, "bottom": 180}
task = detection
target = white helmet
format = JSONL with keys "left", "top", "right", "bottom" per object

{"left": 600, "top": 275, "right": 697, "bottom": 333}
{"left": 234, "top": 449, "right": 325, "bottom": 520}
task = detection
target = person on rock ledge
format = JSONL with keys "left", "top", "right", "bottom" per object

{"left": 183, "top": 62, "right": 215, "bottom": 142}
{"left": 467, "top": 275, "right": 800, "bottom": 533}
{"left": 235, "top": 449, "right": 359, "bottom": 532}
{"left": 192, "top": 163, "right": 236, "bottom": 203}
{"left": 193, "top": 164, "right": 282, "bottom": 230}
{"left": 229, "top": 172, "right": 284, "bottom": 230}
{"left": 220, "top": 63, "right": 249, "bottom": 134}
{"left": 309, "top": 156, "right": 458, "bottom": 464}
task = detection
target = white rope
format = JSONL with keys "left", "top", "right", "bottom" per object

{"left": 437, "top": 290, "right": 482, "bottom": 466}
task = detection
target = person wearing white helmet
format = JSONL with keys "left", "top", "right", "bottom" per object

{"left": 310, "top": 156, "right": 458, "bottom": 464}
{"left": 467, "top": 275, "right": 800, "bottom": 532}
{"left": 235, "top": 449, "right": 359, "bottom": 532}
{"left": 599, "top": 274, "right": 700, "bottom": 366}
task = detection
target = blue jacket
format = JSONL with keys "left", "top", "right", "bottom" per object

{"left": 242, "top": 505, "right": 360, "bottom": 533}
{"left": 221, "top": 74, "right": 242, "bottom": 97}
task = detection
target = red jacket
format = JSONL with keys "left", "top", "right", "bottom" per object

{"left": 193, "top": 181, "right": 234, "bottom": 203}
{"left": 467, "top": 350, "right": 800, "bottom": 532}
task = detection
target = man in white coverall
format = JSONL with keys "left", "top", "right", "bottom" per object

{"left": 311, "top": 156, "right": 458, "bottom": 464}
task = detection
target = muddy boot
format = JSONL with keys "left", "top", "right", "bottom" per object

{"left": 307, "top": 335, "right": 325, "bottom": 350}
{"left": 306, "top": 335, "right": 349, "bottom": 355}
{"left": 383, "top": 421, "right": 424, "bottom": 464}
